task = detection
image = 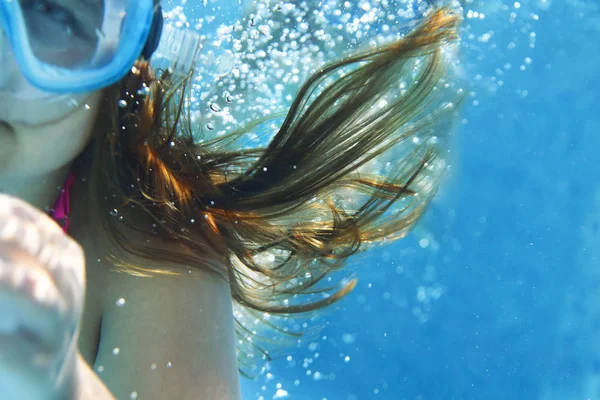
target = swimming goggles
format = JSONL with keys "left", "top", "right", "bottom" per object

{"left": 0, "top": 0, "right": 163, "bottom": 94}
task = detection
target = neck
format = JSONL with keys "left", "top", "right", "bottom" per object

{"left": 0, "top": 164, "right": 72, "bottom": 212}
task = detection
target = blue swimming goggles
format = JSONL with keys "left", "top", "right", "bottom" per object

{"left": 0, "top": 0, "right": 163, "bottom": 94}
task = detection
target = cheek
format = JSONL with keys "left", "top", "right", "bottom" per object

{"left": 5, "top": 92, "right": 103, "bottom": 178}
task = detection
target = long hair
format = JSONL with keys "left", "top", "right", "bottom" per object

{"left": 89, "top": 7, "right": 462, "bottom": 375}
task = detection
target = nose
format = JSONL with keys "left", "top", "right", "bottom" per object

{"left": 0, "top": 28, "right": 22, "bottom": 91}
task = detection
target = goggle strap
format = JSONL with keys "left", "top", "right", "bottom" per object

{"left": 141, "top": 5, "right": 164, "bottom": 60}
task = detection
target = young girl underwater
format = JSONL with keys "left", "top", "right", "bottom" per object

{"left": 0, "top": 0, "right": 462, "bottom": 399}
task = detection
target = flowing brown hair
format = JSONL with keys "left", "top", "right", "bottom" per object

{"left": 88, "top": 7, "right": 463, "bottom": 375}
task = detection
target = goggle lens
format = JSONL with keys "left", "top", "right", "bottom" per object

{"left": 20, "top": 1, "right": 108, "bottom": 69}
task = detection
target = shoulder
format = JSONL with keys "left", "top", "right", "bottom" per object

{"left": 96, "top": 262, "right": 241, "bottom": 400}
{"left": 69, "top": 179, "right": 241, "bottom": 398}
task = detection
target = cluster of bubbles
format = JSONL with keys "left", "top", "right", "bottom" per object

{"left": 149, "top": 0, "right": 514, "bottom": 399}
{"left": 157, "top": 0, "right": 461, "bottom": 146}
{"left": 458, "top": 0, "right": 544, "bottom": 117}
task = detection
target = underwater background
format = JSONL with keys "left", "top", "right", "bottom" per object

{"left": 159, "top": 0, "right": 600, "bottom": 398}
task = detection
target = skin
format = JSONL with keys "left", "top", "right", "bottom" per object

{"left": 0, "top": 24, "right": 241, "bottom": 400}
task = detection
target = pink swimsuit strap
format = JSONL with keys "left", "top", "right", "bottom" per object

{"left": 51, "top": 172, "right": 75, "bottom": 233}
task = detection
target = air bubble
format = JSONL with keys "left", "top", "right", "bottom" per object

{"left": 342, "top": 333, "right": 356, "bottom": 344}
{"left": 137, "top": 86, "right": 150, "bottom": 96}
{"left": 118, "top": 100, "right": 128, "bottom": 108}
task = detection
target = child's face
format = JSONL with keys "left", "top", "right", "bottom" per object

{"left": 0, "top": 0, "right": 107, "bottom": 180}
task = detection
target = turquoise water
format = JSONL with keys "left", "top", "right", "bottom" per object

{"left": 162, "top": 1, "right": 600, "bottom": 398}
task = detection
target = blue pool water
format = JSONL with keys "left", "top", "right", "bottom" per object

{"left": 162, "top": 0, "right": 600, "bottom": 398}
